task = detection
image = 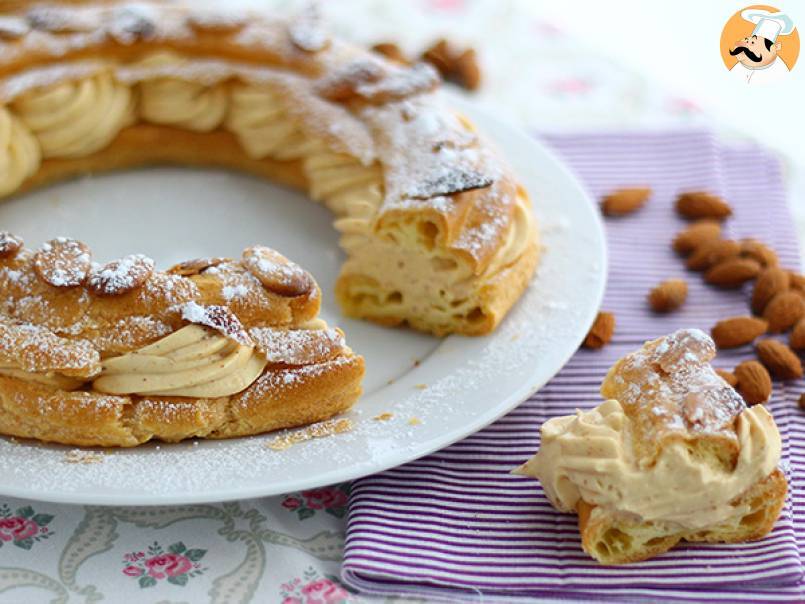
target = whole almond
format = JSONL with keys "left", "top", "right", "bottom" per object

{"left": 715, "top": 368, "right": 738, "bottom": 387}
{"left": 756, "top": 339, "right": 803, "bottom": 380}
{"left": 451, "top": 48, "right": 481, "bottom": 90}
{"left": 672, "top": 221, "right": 721, "bottom": 255}
{"left": 763, "top": 291, "right": 805, "bottom": 333}
{"left": 648, "top": 278, "right": 687, "bottom": 312}
{"left": 686, "top": 238, "right": 739, "bottom": 271}
{"left": 88, "top": 254, "right": 155, "bottom": 297}
{"left": 0, "top": 231, "right": 23, "bottom": 259}
{"left": 711, "top": 316, "right": 768, "bottom": 348}
{"left": 583, "top": 311, "right": 615, "bottom": 349}
{"left": 704, "top": 258, "right": 761, "bottom": 288}
{"left": 601, "top": 187, "right": 651, "bottom": 217}
{"left": 33, "top": 237, "right": 91, "bottom": 288}
{"left": 734, "top": 361, "right": 772, "bottom": 405}
{"left": 242, "top": 245, "right": 314, "bottom": 297}
{"left": 676, "top": 192, "right": 732, "bottom": 220}
{"left": 790, "top": 318, "right": 805, "bottom": 350}
{"left": 371, "top": 42, "right": 409, "bottom": 64}
{"left": 752, "top": 267, "right": 790, "bottom": 314}
{"left": 740, "top": 239, "right": 778, "bottom": 268}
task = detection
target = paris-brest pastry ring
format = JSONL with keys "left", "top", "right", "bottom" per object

{"left": 0, "top": 3, "right": 540, "bottom": 447}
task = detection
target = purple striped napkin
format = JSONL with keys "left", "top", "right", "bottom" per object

{"left": 342, "top": 131, "right": 805, "bottom": 602}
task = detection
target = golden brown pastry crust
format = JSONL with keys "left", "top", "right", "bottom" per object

{"left": 577, "top": 468, "right": 787, "bottom": 565}
{"left": 0, "top": 1, "right": 540, "bottom": 336}
{"left": 0, "top": 243, "right": 365, "bottom": 447}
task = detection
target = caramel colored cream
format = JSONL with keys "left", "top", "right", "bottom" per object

{"left": 514, "top": 399, "right": 782, "bottom": 530}
{"left": 93, "top": 325, "right": 267, "bottom": 398}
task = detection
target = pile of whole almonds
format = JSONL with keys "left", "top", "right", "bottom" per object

{"left": 670, "top": 191, "right": 803, "bottom": 405}
{"left": 590, "top": 186, "right": 805, "bottom": 409}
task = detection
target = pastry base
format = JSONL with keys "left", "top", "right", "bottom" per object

{"left": 577, "top": 468, "right": 788, "bottom": 565}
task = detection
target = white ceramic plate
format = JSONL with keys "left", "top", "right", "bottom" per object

{"left": 0, "top": 98, "right": 606, "bottom": 505}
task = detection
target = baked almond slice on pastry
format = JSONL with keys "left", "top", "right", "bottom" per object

{"left": 514, "top": 329, "right": 786, "bottom": 565}
{"left": 0, "top": 1, "right": 539, "bottom": 336}
{"left": 0, "top": 235, "right": 364, "bottom": 447}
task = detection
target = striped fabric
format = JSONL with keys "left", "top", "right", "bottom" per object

{"left": 342, "top": 131, "right": 805, "bottom": 601}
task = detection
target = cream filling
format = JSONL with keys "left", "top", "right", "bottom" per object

{"left": 93, "top": 325, "right": 268, "bottom": 398}
{"left": 0, "top": 106, "right": 40, "bottom": 196}
{"left": 11, "top": 70, "right": 135, "bottom": 158}
{"left": 0, "top": 366, "right": 84, "bottom": 390}
{"left": 514, "top": 399, "right": 782, "bottom": 531}
{"left": 225, "top": 83, "right": 328, "bottom": 161}
{"left": 137, "top": 52, "right": 228, "bottom": 132}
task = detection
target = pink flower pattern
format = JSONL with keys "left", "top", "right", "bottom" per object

{"left": 280, "top": 569, "right": 352, "bottom": 604}
{"left": 121, "top": 541, "right": 206, "bottom": 588}
{"left": 282, "top": 484, "right": 350, "bottom": 520}
{"left": 0, "top": 505, "right": 54, "bottom": 550}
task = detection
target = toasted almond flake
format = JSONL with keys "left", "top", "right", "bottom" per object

{"left": 373, "top": 412, "right": 394, "bottom": 421}
{"left": 266, "top": 418, "right": 352, "bottom": 450}
{"left": 63, "top": 449, "right": 104, "bottom": 464}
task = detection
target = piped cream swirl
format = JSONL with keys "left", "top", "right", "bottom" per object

{"left": 11, "top": 71, "right": 134, "bottom": 158}
{"left": 515, "top": 399, "right": 782, "bottom": 531}
{"left": 93, "top": 324, "right": 267, "bottom": 398}
{"left": 137, "top": 52, "right": 228, "bottom": 132}
{"left": 226, "top": 84, "right": 325, "bottom": 160}
{"left": 0, "top": 106, "right": 40, "bottom": 196}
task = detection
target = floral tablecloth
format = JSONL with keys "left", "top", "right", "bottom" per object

{"left": 0, "top": 1, "right": 791, "bottom": 603}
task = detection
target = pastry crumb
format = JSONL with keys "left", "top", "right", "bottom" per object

{"left": 414, "top": 383, "right": 427, "bottom": 390}
{"left": 408, "top": 417, "right": 422, "bottom": 426}
{"left": 374, "top": 412, "right": 394, "bottom": 421}
{"left": 64, "top": 449, "right": 104, "bottom": 464}
{"left": 266, "top": 418, "right": 353, "bottom": 451}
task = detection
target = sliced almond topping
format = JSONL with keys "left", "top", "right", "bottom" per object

{"left": 0, "top": 231, "right": 23, "bottom": 259}
{"left": 167, "top": 257, "right": 229, "bottom": 277}
{"left": 372, "top": 42, "right": 409, "bottom": 65}
{"left": 242, "top": 246, "right": 314, "bottom": 297}
{"left": 317, "top": 60, "right": 385, "bottom": 102}
{"left": 180, "top": 301, "right": 253, "bottom": 347}
{"left": 33, "top": 237, "right": 91, "bottom": 288}
{"left": 355, "top": 62, "right": 440, "bottom": 104}
{"left": 88, "top": 254, "right": 155, "bottom": 297}
{"left": 288, "top": 4, "right": 330, "bottom": 53}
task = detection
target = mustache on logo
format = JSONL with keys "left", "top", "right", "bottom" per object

{"left": 730, "top": 45, "right": 763, "bottom": 62}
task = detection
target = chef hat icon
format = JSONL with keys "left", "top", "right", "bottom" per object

{"left": 741, "top": 9, "right": 794, "bottom": 42}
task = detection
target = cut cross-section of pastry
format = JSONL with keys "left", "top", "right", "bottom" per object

{"left": 0, "top": 1, "right": 540, "bottom": 336}
{"left": 514, "top": 329, "right": 787, "bottom": 565}
{"left": 0, "top": 236, "right": 364, "bottom": 447}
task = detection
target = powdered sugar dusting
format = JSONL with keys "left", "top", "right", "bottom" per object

{"left": 601, "top": 328, "right": 745, "bottom": 461}
{"left": 250, "top": 326, "right": 345, "bottom": 365}
{"left": 180, "top": 302, "right": 253, "bottom": 347}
